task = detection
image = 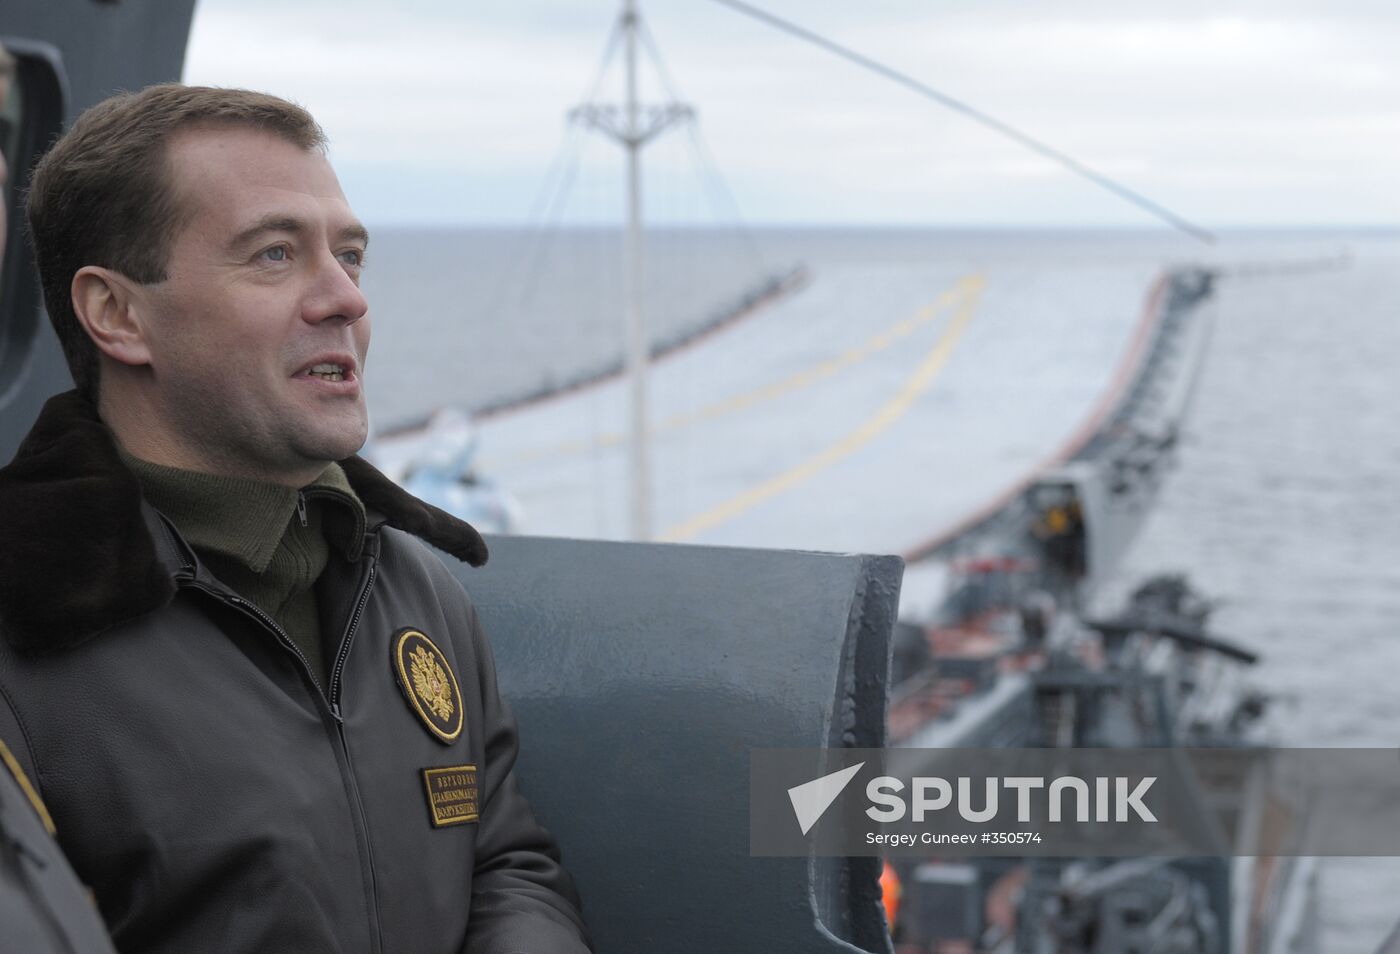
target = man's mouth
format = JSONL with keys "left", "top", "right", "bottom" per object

{"left": 307, "top": 363, "right": 348, "bottom": 382}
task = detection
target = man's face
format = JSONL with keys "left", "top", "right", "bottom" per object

{"left": 132, "top": 125, "right": 370, "bottom": 482}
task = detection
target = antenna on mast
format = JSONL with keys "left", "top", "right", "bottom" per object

{"left": 570, "top": 0, "right": 694, "bottom": 541}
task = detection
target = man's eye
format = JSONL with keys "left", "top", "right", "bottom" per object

{"left": 338, "top": 249, "right": 365, "bottom": 268}
{"left": 261, "top": 245, "right": 289, "bottom": 263}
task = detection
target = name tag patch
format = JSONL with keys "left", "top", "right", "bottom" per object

{"left": 422, "top": 765, "right": 479, "bottom": 828}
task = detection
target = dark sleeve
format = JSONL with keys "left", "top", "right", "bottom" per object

{"left": 0, "top": 685, "right": 120, "bottom": 954}
{"left": 461, "top": 601, "right": 593, "bottom": 954}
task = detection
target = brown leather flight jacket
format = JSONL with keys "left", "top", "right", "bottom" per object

{"left": 0, "top": 392, "right": 591, "bottom": 954}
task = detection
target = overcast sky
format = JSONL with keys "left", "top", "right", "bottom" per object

{"left": 184, "top": 0, "right": 1399, "bottom": 229}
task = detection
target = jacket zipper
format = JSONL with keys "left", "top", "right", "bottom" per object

{"left": 180, "top": 562, "right": 384, "bottom": 954}
{"left": 329, "top": 563, "right": 377, "bottom": 713}
{"left": 184, "top": 580, "right": 326, "bottom": 699}
{"left": 326, "top": 559, "right": 384, "bottom": 954}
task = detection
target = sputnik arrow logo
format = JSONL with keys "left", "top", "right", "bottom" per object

{"left": 787, "top": 762, "right": 865, "bottom": 835}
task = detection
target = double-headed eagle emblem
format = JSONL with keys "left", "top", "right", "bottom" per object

{"left": 392, "top": 628, "right": 464, "bottom": 744}
{"left": 409, "top": 645, "right": 455, "bottom": 722}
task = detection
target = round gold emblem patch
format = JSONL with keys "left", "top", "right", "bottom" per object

{"left": 392, "top": 628, "right": 464, "bottom": 744}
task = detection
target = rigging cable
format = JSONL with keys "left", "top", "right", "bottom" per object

{"left": 492, "top": 15, "right": 629, "bottom": 316}
{"left": 708, "top": 0, "right": 1216, "bottom": 245}
{"left": 636, "top": 18, "right": 771, "bottom": 277}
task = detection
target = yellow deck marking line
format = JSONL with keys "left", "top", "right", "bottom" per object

{"left": 487, "top": 274, "right": 982, "bottom": 469}
{"left": 659, "top": 274, "right": 985, "bottom": 543}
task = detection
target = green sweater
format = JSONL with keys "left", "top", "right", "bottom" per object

{"left": 120, "top": 452, "right": 367, "bottom": 685}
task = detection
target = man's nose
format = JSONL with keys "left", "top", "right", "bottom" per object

{"left": 304, "top": 251, "right": 369, "bottom": 325}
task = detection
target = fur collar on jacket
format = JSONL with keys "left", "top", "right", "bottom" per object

{"left": 0, "top": 391, "right": 488, "bottom": 654}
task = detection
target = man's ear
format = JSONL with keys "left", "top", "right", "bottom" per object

{"left": 71, "top": 266, "right": 153, "bottom": 367}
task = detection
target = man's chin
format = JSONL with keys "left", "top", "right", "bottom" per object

{"left": 298, "top": 424, "right": 370, "bottom": 465}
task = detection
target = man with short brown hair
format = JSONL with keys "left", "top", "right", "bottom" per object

{"left": 0, "top": 85, "right": 591, "bottom": 953}
{"left": 26, "top": 84, "right": 328, "bottom": 403}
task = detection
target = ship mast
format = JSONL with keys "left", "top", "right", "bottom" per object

{"left": 622, "top": 0, "right": 648, "bottom": 542}
{"left": 571, "top": 0, "right": 692, "bottom": 540}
